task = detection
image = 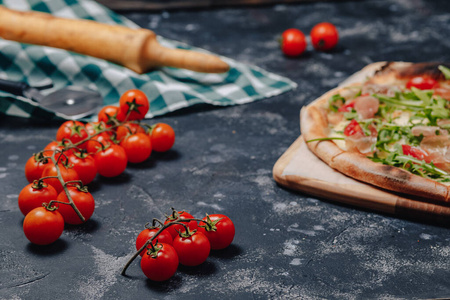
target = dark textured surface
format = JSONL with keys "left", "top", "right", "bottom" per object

{"left": 2, "top": 1, "right": 450, "bottom": 299}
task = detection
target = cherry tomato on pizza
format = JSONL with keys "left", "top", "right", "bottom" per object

{"left": 119, "top": 89, "right": 149, "bottom": 121}
{"left": 140, "top": 243, "right": 179, "bottom": 281}
{"left": 406, "top": 76, "right": 439, "bottom": 90}
{"left": 120, "top": 133, "right": 152, "bottom": 163}
{"left": 136, "top": 227, "right": 173, "bottom": 256}
{"left": 93, "top": 143, "right": 127, "bottom": 177}
{"left": 149, "top": 123, "right": 175, "bottom": 152}
{"left": 197, "top": 214, "right": 235, "bottom": 250}
{"left": 280, "top": 28, "right": 307, "bottom": 57}
{"left": 24, "top": 154, "right": 49, "bottom": 183}
{"left": 23, "top": 206, "right": 65, "bottom": 245}
{"left": 164, "top": 210, "right": 198, "bottom": 238}
{"left": 310, "top": 22, "right": 339, "bottom": 51}
{"left": 68, "top": 151, "right": 97, "bottom": 184}
{"left": 402, "top": 145, "right": 430, "bottom": 162}
{"left": 41, "top": 162, "right": 79, "bottom": 194}
{"left": 172, "top": 230, "right": 210, "bottom": 266}
{"left": 56, "top": 185, "right": 95, "bottom": 225}
{"left": 344, "top": 119, "right": 364, "bottom": 136}
{"left": 18, "top": 181, "right": 58, "bottom": 216}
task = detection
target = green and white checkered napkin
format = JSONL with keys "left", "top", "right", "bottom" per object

{"left": 0, "top": 0, "right": 296, "bottom": 121}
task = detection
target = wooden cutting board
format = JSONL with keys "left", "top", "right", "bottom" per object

{"left": 273, "top": 136, "right": 450, "bottom": 224}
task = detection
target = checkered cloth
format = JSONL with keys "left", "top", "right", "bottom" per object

{"left": 0, "top": 0, "right": 296, "bottom": 121}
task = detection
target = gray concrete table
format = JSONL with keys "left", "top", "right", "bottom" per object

{"left": 2, "top": 0, "right": 450, "bottom": 299}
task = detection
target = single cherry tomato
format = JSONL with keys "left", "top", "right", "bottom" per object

{"left": 97, "top": 105, "right": 125, "bottom": 125}
{"left": 119, "top": 89, "right": 149, "bottom": 121}
{"left": 338, "top": 101, "right": 356, "bottom": 112}
{"left": 149, "top": 123, "right": 175, "bottom": 152}
{"left": 86, "top": 132, "right": 113, "bottom": 154}
{"left": 56, "top": 185, "right": 95, "bottom": 225}
{"left": 56, "top": 121, "right": 88, "bottom": 148}
{"left": 140, "top": 243, "right": 179, "bottom": 281}
{"left": 310, "top": 22, "right": 339, "bottom": 51}
{"left": 280, "top": 28, "right": 307, "bottom": 57}
{"left": 18, "top": 181, "right": 58, "bottom": 216}
{"left": 94, "top": 144, "right": 127, "bottom": 177}
{"left": 344, "top": 119, "right": 363, "bottom": 136}
{"left": 24, "top": 154, "right": 49, "bottom": 183}
{"left": 406, "top": 76, "right": 439, "bottom": 90}
{"left": 23, "top": 206, "right": 65, "bottom": 245}
{"left": 68, "top": 151, "right": 97, "bottom": 185}
{"left": 136, "top": 227, "right": 173, "bottom": 256}
{"left": 197, "top": 214, "right": 235, "bottom": 250}
{"left": 41, "top": 163, "right": 79, "bottom": 194}
{"left": 164, "top": 210, "right": 198, "bottom": 239}
{"left": 120, "top": 133, "right": 152, "bottom": 163}
{"left": 115, "top": 122, "right": 146, "bottom": 142}
{"left": 173, "top": 231, "right": 210, "bottom": 266}
{"left": 402, "top": 145, "right": 429, "bottom": 161}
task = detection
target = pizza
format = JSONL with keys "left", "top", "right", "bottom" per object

{"left": 301, "top": 61, "right": 450, "bottom": 203}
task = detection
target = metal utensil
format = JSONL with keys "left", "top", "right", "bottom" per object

{"left": 0, "top": 78, "right": 103, "bottom": 119}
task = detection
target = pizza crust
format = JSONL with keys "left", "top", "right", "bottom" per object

{"left": 301, "top": 61, "right": 450, "bottom": 204}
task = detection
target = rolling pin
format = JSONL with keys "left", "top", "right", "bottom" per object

{"left": 0, "top": 6, "right": 229, "bottom": 74}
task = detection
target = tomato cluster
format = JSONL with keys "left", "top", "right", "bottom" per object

{"left": 20, "top": 89, "right": 176, "bottom": 245}
{"left": 280, "top": 22, "right": 339, "bottom": 57}
{"left": 124, "top": 209, "right": 235, "bottom": 281}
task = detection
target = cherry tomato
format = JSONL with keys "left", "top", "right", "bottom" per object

{"left": 280, "top": 28, "right": 307, "bottom": 57}
{"left": 18, "top": 181, "right": 58, "bottom": 216}
{"left": 120, "top": 133, "right": 152, "bottom": 163}
{"left": 149, "top": 123, "right": 175, "bottom": 152}
{"left": 119, "top": 89, "right": 149, "bottom": 121}
{"left": 23, "top": 206, "right": 64, "bottom": 245}
{"left": 24, "top": 154, "right": 49, "bottom": 183}
{"left": 310, "top": 22, "right": 339, "bottom": 51}
{"left": 140, "top": 243, "right": 179, "bottom": 281}
{"left": 97, "top": 105, "right": 125, "bottom": 125}
{"left": 68, "top": 151, "right": 97, "bottom": 184}
{"left": 402, "top": 145, "right": 429, "bottom": 161}
{"left": 94, "top": 144, "right": 127, "bottom": 177}
{"left": 56, "top": 120, "right": 88, "bottom": 148}
{"left": 197, "top": 214, "right": 235, "bottom": 250}
{"left": 56, "top": 186, "right": 95, "bottom": 225}
{"left": 136, "top": 227, "right": 173, "bottom": 256}
{"left": 115, "top": 122, "right": 146, "bottom": 142}
{"left": 86, "top": 132, "right": 113, "bottom": 154}
{"left": 406, "top": 76, "right": 439, "bottom": 90}
{"left": 338, "top": 101, "right": 356, "bottom": 112}
{"left": 41, "top": 162, "right": 79, "bottom": 194}
{"left": 173, "top": 231, "right": 210, "bottom": 266}
{"left": 344, "top": 119, "right": 363, "bottom": 136}
{"left": 164, "top": 211, "right": 198, "bottom": 239}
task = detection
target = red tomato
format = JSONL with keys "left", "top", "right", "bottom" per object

{"left": 86, "top": 132, "right": 113, "bottom": 154}
{"left": 115, "top": 122, "right": 146, "bottom": 142}
{"left": 344, "top": 119, "right": 363, "bottom": 136}
{"left": 310, "top": 22, "right": 339, "bottom": 51}
{"left": 41, "top": 162, "right": 79, "bottom": 194}
{"left": 56, "top": 186, "right": 95, "bottom": 224}
{"left": 136, "top": 227, "right": 173, "bottom": 256}
{"left": 149, "top": 123, "right": 175, "bottom": 152}
{"left": 18, "top": 181, "right": 58, "bottom": 216}
{"left": 97, "top": 105, "right": 125, "bottom": 125}
{"left": 68, "top": 152, "right": 97, "bottom": 184}
{"left": 197, "top": 214, "right": 235, "bottom": 250}
{"left": 24, "top": 154, "right": 49, "bottom": 183}
{"left": 164, "top": 211, "right": 198, "bottom": 239}
{"left": 119, "top": 89, "right": 149, "bottom": 121}
{"left": 402, "top": 145, "right": 429, "bottom": 161}
{"left": 140, "top": 243, "right": 179, "bottom": 281}
{"left": 23, "top": 206, "right": 65, "bottom": 245}
{"left": 94, "top": 144, "right": 127, "bottom": 177}
{"left": 280, "top": 28, "right": 307, "bottom": 57}
{"left": 173, "top": 231, "right": 210, "bottom": 266}
{"left": 406, "top": 76, "right": 439, "bottom": 90}
{"left": 338, "top": 101, "right": 355, "bottom": 112}
{"left": 42, "top": 141, "right": 72, "bottom": 164}
{"left": 56, "top": 121, "right": 88, "bottom": 148}
{"left": 120, "top": 133, "right": 152, "bottom": 163}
